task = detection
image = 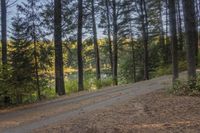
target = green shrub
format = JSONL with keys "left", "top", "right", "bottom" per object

{"left": 100, "top": 78, "right": 113, "bottom": 88}
{"left": 153, "top": 65, "right": 172, "bottom": 77}
{"left": 65, "top": 80, "right": 78, "bottom": 94}
{"left": 169, "top": 76, "right": 200, "bottom": 96}
{"left": 64, "top": 77, "right": 113, "bottom": 94}
{"left": 153, "top": 61, "right": 187, "bottom": 78}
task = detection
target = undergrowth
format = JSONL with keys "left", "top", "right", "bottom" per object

{"left": 169, "top": 76, "right": 200, "bottom": 96}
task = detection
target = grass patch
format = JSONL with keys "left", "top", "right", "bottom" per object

{"left": 64, "top": 77, "right": 113, "bottom": 94}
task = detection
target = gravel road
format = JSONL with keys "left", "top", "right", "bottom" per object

{"left": 0, "top": 73, "right": 181, "bottom": 133}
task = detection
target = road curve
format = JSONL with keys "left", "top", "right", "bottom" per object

{"left": 0, "top": 73, "right": 179, "bottom": 133}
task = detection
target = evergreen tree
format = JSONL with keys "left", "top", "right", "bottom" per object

{"left": 1, "top": 0, "right": 7, "bottom": 65}
{"left": 182, "top": 0, "right": 198, "bottom": 80}
{"left": 77, "top": 0, "right": 84, "bottom": 91}
{"left": 10, "top": 14, "right": 35, "bottom": 104}
{"left": 54, "top": 0, "right": 66, "bottom": 95}
{"left": 169, "top": 0, "right": 178, "bottom": 82}
{"left": 17, "top": 0, "right": 53, "bottom": 99}
{"left": 98, "top": 0, "right": 113, "bottom": 74}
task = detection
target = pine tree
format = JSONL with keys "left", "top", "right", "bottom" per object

{"left": 77, "top": 0, "right": 84, "bottom": 91}
{"left": 98, "top": 0, "right": 113, "bottom": 75}
{"left": 112, "top": 0, "right": 118, "bottom": 85}
{"left": 84, "top": 0, "right": 101, "bottom": 81}
{"left": 17, "top": 0, "right": 53, "bottom": 99}
{"left": 54, "top": 0, "right": 66, "bottom": 95}
{"left": 91, "top": 0, "right": 101, "bottom": 81}
{"left": 10, "top": 14, "right": 35, "bottom": 104}
{"left": 1, "top": 0, "right": 7, "bottom": 65}
{"left": 182, "top": 0, "right": 198, "bottom": 80}
{"left": 169, "top": 0, "right": 178, "bottom": 82}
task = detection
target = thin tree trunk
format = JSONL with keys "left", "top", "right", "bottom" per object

{"left": 140, "top": 0, "right": 149, "bottom": 80}
{"left": 165, "top": 0, "right": 171, "bottom": 64}
{"left": 195, "top": 0, "right": 200, "bottom": 60}
{"left": 91, "top": 0, "right": 101, "bottom": 81}
{"left": 143, "top": 0, "right": 149, "bottom": 80}
{"left": 105, "top": 0, "right": 113, "bottom": 74}
{"left": 169, "top": 0, "right": 179, "bottom": 82}
{"left": 1, "top": 0, "right": 7, "bottom": 65}
{"left": 33, "top": 32, "right": 41, "bottom": 101}
{"left": 159, "top": 0, "right": 166, "bottom": 64}
{"left": 182, "top": 0, "right": 198, "bottom": 79}
{"left": 177, "top": 0, "right": 184, "bottom": 51}
{"left": 77, "top": 0, "right": 84, "bottom": 91}
{"left": 54, "top": 0, "right": 66, "bottom": 95}
{"left": 131, "top": 37, "right": 136, "bottom": 82}
{"left": 112, "top": 0, "right": 118, "bottom": 85}
{"left": 129, "top": 20, "right": 136, "bottom": 82}
{"left": 31, "top": 0, "right": 41, "bottom": 100}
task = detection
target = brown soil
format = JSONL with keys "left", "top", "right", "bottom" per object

{"left": 34, "top": 89, "right": 200, "bottom": 133}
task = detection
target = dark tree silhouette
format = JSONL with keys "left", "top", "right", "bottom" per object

{"left": 112, "top": 0, "right": 118, "bottom": 85}
{"left": 54, "top": 0, "right": 66, "bottom": 95}
{"left": 169, "top": 0, "right": 179, "bottom": 82}
{"left": 182, "top": 0, "right": 198, "bottom": 79}
{"left": 91, "top": 0, "right": 101, "bottom": 81}
{"left": 1, "top": 0, "right": 7, "bottom": 65}
{"left": 77, "top": 0, "right": 84, "bottom": 91}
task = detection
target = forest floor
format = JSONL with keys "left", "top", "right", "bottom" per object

{"left": 1, "top": 72, "right": 200, "bottom": 133}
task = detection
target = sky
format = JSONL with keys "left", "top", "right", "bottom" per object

{"left": 7, "top": 0, "right": 105, "bottom": 39}
{"left": 7, "top": 0, "right": 24, "bottom": 35}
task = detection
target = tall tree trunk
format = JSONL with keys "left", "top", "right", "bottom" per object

{"left": 105, "top": 0, "right": 113, "bottom": 74}
{"left": 182, "top": 0, "right": 198, "bottom": 79}
{"left": 159, "top": 0, "right": 166, "bottom": 65}
{"left": 77, "top": 0, "right": 84, "bottom": 91}
{"left": 177, "top": 0, "right": 184, "bottom": 51}
{"left": 165, "top": 0, "right": 171, "bottom": 64}
{"left": 131, "top": 41, "right": 136, "bottom": 82}
{"left": 195, "top": 0, "right": 200, "bottom": 23}
{"left": 143, "top": 0, "right": 149, "bottom": 80}
{"left": 32, "top": 16, "right": 41, "bottom": 100}
{"left": 33, "top": 32, "right": 41, "bottom": 101}
{"left": 91, "top": 0, "right": 101, "bottom": 81}
{"left": 31, "top": 0, "right": 41, "bottom": 100}
{"left": 169, "top": 0, "right": 179, "bottom": 82}
{"left": 129, "top": 19, "right": 136, "bottom": 82}
{"left": 140, "top": 0, "right": 149, "bottom": 80}
{"left": 1, "top": 0, "right": 7, "bottom": 65}
{"left": 54, "top": 0, "right": 66, "bottom": 95}
{"left": 131, "top": 36, "right": 136, "bottom": 83}
{"left": 112, "top": 0, "right": 118, "bottom": 85}
{"left": 195, "top": 0, "right": 200, "bottom": 57}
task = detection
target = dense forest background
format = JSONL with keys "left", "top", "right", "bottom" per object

{"left": 0, "top": 0, "right": 199, "bottom": 105}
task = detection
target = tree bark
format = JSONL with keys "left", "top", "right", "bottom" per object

{"left": 177, "top": 0, "right": 184, "bottom": 51}
{"left": 169, "top": 0, "right": 179, "bottom": 82}
{"left": 140, "top": 0, "right": 149, "bottom": 80}
{"left": 165, "top": 0, "right": 170, "bottom": 64}
{"left": 131, "top": 36, "right": 136, "bottom": 83}
{"left": 54, "top": 0, "right": 66, "bottom": 95}
{"left": 33, "top": 31, "right": 41, "bottom": 100}
{"left": 77, "top": 0, "right": 84, "bottom": 91}
{"left": 112, "top": 0, "right": 118, "bottom": 85}
{"left": 159, "top": 0, "right": 166, "bottom": 65}
{"left": 182, "top": 0, "right": 198, "bottom": 79}
{"left": 1, "top": 0, "right": 7, "bottom": 65}
{"left": 105, "top": 0, "right": 113, "bottom": 74}
{"left": 91, "top": 0, "right": 101, "bottom": 81}
{"left": 128, "top": 17, "right": 136, "bottom": 82}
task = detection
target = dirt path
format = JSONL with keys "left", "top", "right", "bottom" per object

{"left": 0, "top": 73, "right": 181, "bottom": 133}
{"left": 37, "top": 89, "right": 200, "bottom": 133}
